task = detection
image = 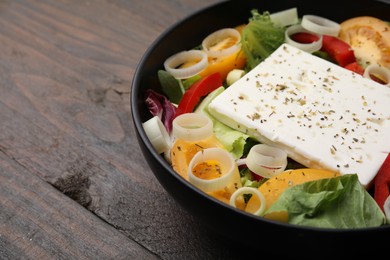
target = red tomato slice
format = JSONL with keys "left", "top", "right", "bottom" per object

{"left": 339, "top": 16, "right": 390, "bottom": 71}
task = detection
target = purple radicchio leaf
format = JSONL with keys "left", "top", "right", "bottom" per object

{"left": 145, "top": 89, "right": 176, "bottom": 134}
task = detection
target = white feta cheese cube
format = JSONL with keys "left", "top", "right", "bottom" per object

{"left": 208, "top": 43, "right": 390, "bottom": 187}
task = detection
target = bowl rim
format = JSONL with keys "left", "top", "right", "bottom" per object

{"left": 131, "top": 0, "right": 390, "bottom": 234}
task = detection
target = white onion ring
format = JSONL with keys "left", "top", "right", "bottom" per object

{"left": 285, "top": 24, "right": 323, "bottom": 53}
{"left": 230, "top": 187, "right": 266, "bottom": 216}
{"left": 301, "top": 15, "right": 340, "bottom": 36}
{"left": 363, "top": 64, "right": 390, "bottom": 87}
{"left": 142, "top": 116, "right": 171, "bottom": 154}
{"left": 164, "top": 50, "right": 208, "bottom": 79}
{"left": 202, "top": 28, "right": 241, "bottom": 58}
{"left": 246, "top": 144, "right": 288, "bottom": 178}
{"left": 188, "top": 147, "right": 236, "bottom": 192}
{"left": 172, "top": 113, "right": 213, "bottom": 142}
{"left": 235, "top": 158, "right": 246, "bottom": 167}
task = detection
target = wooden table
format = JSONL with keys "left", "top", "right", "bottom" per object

{"left": 0, "top": 0, "right": 272, "bottom": 259}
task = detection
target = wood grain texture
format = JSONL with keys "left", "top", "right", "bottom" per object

{"left": 0, "top": 0, "right": 264, "bottom": 259}
{"left": 0, "top": 149, "right": 159, "bottom": 260}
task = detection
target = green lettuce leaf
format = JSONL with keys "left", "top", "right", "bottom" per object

{"left": 194, "top": 86, "right": 249, "bottom": 159}
{"left": 241, "top": 9, "right": 286, "bottom": 71}
{"left": 265, "top": 174, "right": 387, "bottom": 228}
{"left": 158, "top": 70, "right": 201, "bottom": 104}
{"left": 213, "top": 120, "right": 248, "bottom": 159}
{"left": 158, "top": 70, "right": 184, "bottom": 104}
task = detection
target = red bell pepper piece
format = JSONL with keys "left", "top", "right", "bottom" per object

{"left": 321, "top": 35, "right": 356, "bottom": 67}
{"left": 291, "top": 32, "right": 320, "bottom": 44}
{"left": 174, "top": 72, "right": 223, "bottom": 118}
{"left": 291, "top": 33, "right": 361, "bottom": 71}
{"left": 374, "top": 153, "right": 390, "bottom": 212}
{"left": 291, "top": 33, "right": 359, "bottom": 69}
{"left": 344, "top": 61, "right": 365, "bottom": 75}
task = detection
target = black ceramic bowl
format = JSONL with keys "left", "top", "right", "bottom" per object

{"left": 131, "top": 0, "right": 390, "bottom": 257}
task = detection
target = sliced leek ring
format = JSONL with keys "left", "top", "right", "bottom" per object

{"left": 142, "top": 116, "right": 171, "bottom": 154}
{"left": 270, "top": 7, "right": 299, "bottom": 27}
{"left": 230, "top": 187, "right": 266, "bottom": 216}
{"left": 164, "top": 50, "right": 208, "bottom": 79}
{"left": 246, "top": 144, "right": 288, "bottom": 178}
{"left": 301, "top": 14, "right": 340, "bottom": 36}
{"left": 285, "top": 24, "right": 323, "bottom": 53}
{"left": 172, "top": 113, "right": 213, "bottom": 142}
{"left": 188, "top": 147, "right": 236, "bottom": 192}
{"left": 202, "top": 28, "right": 241, "bottom": 58}
{"left": 363, "top": 64, "right": 390, "bottom": 87}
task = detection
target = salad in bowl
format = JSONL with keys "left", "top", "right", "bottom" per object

{"left": 131, "top": 0, "right": 390, "bottom": 256}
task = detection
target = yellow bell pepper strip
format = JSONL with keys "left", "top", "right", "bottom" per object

{"left": 374, "top": 153, "right": 390, "bottom": 212}
{"left": 198, "top": 50, "right": 246, "bottom": 82}
{"left": 174, "top": 72, "right": 222, "bottom": 118}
